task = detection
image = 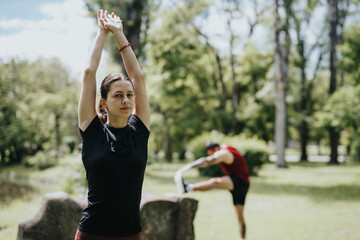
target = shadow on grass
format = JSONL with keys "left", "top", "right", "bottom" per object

{"left": 0, "top": 179, "right": 36, "bottom": 205}
{"left": 250, "top": 181, "right": 360, "bottom": 202}
{"left": 287, "top": 161, "right": 353, "bottom": 168}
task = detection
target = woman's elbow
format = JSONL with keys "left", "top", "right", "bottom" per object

{"left": 132, "top": 70, "right": 144, "bottom": 81}
{"left": 83, "top": 68, "right": 95, "bottom": 77}
{"left": 83, "top": 68, "right": 97, "bottom": 83}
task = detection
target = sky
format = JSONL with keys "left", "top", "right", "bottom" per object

{"left": 0, "top": 0, "right": 96, "bottom": 78}
{"left": 0, "top": 0, "right": 272, "bottom": 79}
{"left": 1, "top": 0, "right": 357, "bottom": 80}
{"left": 0, "top": 0, "right": 278, "bottom": 80}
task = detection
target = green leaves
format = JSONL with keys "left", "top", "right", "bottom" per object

{"left": 339, "top": 24, "right": 360, "bottom": 85}
{"left": 317, "top": 86, "right": 360, "bottom": 130}
{"left": 0, "top": 58, "right": 79, "bottom": 165}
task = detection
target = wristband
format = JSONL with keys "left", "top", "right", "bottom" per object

{"left": 118, "top": 43, "right": 131, "bottom": 52}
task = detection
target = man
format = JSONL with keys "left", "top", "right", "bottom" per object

{"left": 183, "top": 141, "right": 250, "bottom": 240}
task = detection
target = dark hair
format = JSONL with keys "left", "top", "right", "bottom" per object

{"left": 205, "top": 141, "right": 220, "bottom": 151}
{"left": 97, "top": 73, "right": 134, "bottom": 123}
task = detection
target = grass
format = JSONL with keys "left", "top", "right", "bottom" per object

{"left": 0, "top": 153, "right": 81, "bottom": 239}
{"left": 1, "top": 155, "right": 360, "bottom": 240}
{"left": 144, "top": 161, "right": 360, "bottom": 240}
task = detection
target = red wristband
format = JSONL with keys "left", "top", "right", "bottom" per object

{"left": 118, "top": 43, "right": 131, "bottom": 52}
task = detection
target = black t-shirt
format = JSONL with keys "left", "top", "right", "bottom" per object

{"left": 78, "top": 114, "right": 149, "bottom": 237}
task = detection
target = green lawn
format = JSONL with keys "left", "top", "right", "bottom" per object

{"left": 1, "top": 155, "right": 360, "bottom": 240}
{"left": 0, "top": 154, "right": 82, "bottom": 239}
{"left": 144, "top": 162, "right": 360, "bottom": 240}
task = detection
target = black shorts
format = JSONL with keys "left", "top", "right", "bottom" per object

{"left": 229, "top": 175, "right": 249, "bottom": 205}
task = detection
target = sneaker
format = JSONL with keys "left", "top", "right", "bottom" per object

{"left": 182, "top": 179, "right": 189, "bottom": 193}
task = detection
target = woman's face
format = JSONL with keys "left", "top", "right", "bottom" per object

{"left": 103, "top": 80, "right": 135, "bottom": 119}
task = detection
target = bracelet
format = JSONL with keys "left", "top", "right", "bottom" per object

{"left": 118, "top": 43, "right": 131, "bottom": 52}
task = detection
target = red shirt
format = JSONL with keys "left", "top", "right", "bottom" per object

{"left": 219, "top": 144, "right": 250, "bottom": 183}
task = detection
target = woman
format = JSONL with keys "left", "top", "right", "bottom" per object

{"left": 76, "top": 9, "right": 150, "bottom": 240}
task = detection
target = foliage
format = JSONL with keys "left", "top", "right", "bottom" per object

{"left": 144, "top": 1, "right": 277, "bottom": 161}
{"left": 339, "top": 24, "right": 360, "bottom": 85}
{"left": 237, "top": 45, "right": 274, "bottom": 142}
{"left": 312, "top": 24, "right": 360, "bottom": 162}
{"left": 187, "top": 131, "right": 269, "bottom": 177}
{"left": 22, "top": 151, "right": 56, "bottom": 170}
{"left": 339, "top": 27, "right": 360, "bottom": 84}
{"left": 350, "top": 135, "right": 360, "bottom": 162}
{"left": 315, "top": 85, "right": 360, "bottom": 161}
{"left": 145, "top": 2, "right": 217, "bottom": 159}
{"left": 85, "top": 0, "right": 360, "bottom": 163}
{"left": 85, "top": 0, "right": 150, "bottom": 66}
{"left": 337, "top": 24, "right": 360, "bottom": 162}
{"left": 62, "top": 156, "right": 87, "bottom": 196}
{"left": 0, "top": 58, "right": 79, "bottom": 165}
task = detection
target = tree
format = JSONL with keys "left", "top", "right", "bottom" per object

{"left": 226, "top": 4, "right": 241, "bottom": 133}
{"left": 274, "top": 0, "right": 292, "bottom": 168}
{"left": 327, "top": 0, "right": 350, "bottom": 164}
{"left": 238, "top": 45, "right": 274, "bottom": 143}
{"left": 339, "top": 24, "right": 360, "bottom": 86}
{"left": 146, "top": 0, "right": 277, "bottom": 161}
{"left": 316, "top": 86, "right": 360, "bottom": 161}
{"left": 0, "top": 58, "right": 78, "bottom": 165}
{"left": 146, "top": 4, "right": 214, "bottom": 162}
{"left": 338, "top": 24, "right": 360, "bottom": 161}
{"left": 291, "top": 0, "right": 325, "bottom": 161}
{"left": 86, "top": 0, "right": 151, "bottom": 74}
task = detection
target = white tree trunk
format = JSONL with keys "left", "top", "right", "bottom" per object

{"left": 274, "top": 0, "right": 288, "bottom": 168}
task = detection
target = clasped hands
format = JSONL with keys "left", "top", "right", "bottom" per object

{"left": 97, "top": 9, "right": 123, "bottom": 33}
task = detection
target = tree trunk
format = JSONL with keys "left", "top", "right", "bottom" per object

{"left": 329, "top": 127, "right": 340, "bottom": 164}
{"left": 163, "top": 117, "right": 172, "bottom": 163}
{"left": 298, "top": 36, "right": 309, "bottom": 161}
{"left": 0, "top": 151, "right": 5, "bottom": 165}
{"left": 215, "top": 53, "right": 227, "bottom": 110}
{"left": 300, "top": 120, "right": 309, "bottom": 161}
{"left": 99, "top": 0, "right": 148, "bottom": 76}
{"left": 227, "top": 7, "right": 240, "bottom": 134}
{"left": 328, "top": 0, "right": 340, "bottom": 164}
{"left": 191, "top": 25, "right": 227, "bottom": 110}
{"left": 274, "top": 79, "right": 287, "bottom": 168}
{"left": 55, "top": 113, "right": 61, "bottom": 161}
{"left": 274, "top": 0, "right": 290, "bottom": 168}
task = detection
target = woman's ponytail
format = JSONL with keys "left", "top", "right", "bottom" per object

{"left": 97, "top": 102, "right": 107, "bottom": 124}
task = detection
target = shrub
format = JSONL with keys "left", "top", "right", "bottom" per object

{"left": 64, "top": 136, "right": 77, "bottom": 153}
{"left": 350, "top": 134, "right": 360, "bottom": 162}
{"left": 62, "top": 156, "right": 87, "bottom": 196}
{"left": 23, "top": 151, "right": 56, "bottom": 170}
{"left": 187, "top": 131, "right": 269, "bottom": 177}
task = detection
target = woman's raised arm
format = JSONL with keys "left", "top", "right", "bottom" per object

{"left": 78, "top": 10, "right": 109, "bottom": 131}
{"left": 100, "top": 12, "right": 150, "bottom": 130}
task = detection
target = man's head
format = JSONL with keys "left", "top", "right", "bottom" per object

{"left": 205, "top": 141, "right": 220, "bottom": 156}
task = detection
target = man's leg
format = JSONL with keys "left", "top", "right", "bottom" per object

{"left": 191, "top": 176, "right": 234, "bottom": 191}
{"left": 235, "top": 204, "right": 246, "bottom": 239}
